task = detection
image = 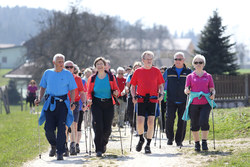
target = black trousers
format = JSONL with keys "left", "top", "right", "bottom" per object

{"left": 127, "top": 97, "right": 136, "bottom": 129}
{"left": 44, "top": 101, "right": 67, "bottom": 154}
{"left": 161, "top": 101, "right": 167, "bottom": 130}
{"left": 166, "top": 101, "right": 186, "bottom": 143}
{"left": 91, "top": 97, "right": 114, "bottom": 152}
{"left": 189, "top": 103, "right": 211, "bottom": 131}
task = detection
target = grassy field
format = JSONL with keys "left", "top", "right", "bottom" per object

{"left": 0, "top": 105, "right": 249, "bottom": 166}
{"left": 237, "top": 68, "right": 250, "bottom": 74}
{"left": 0, "top": 105, "right": 48, "bottom": 167}
{"left": 0, "top": 69, "right": 11, "bottom": 86}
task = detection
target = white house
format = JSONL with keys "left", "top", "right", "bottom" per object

{"left": 0, "top": 44, "right": 27, "bottom": 69}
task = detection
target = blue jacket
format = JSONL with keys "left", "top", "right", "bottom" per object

{"left": 38, "top": 94, "right": 74, "bottom": 127}
{"left": 182, "top": 91, "right": 217, "bottom": 121}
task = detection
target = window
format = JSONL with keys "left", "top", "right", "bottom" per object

{"left": 2, "top": 57, "right": 7, "bottom": 63}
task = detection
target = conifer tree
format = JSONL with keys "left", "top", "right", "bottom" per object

{"left": 196, "top": 10, "right": 238, "bottom": 75}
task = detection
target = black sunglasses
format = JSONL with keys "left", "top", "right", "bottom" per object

{"left": 194, "top": 61, "right": 203, "bottom": 65}
{"left": 174, "top": 58, "right": 183, "bottom": 61}
{"left": 65, "top": 66, "right": 74, "bottom": 69}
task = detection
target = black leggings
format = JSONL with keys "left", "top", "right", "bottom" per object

{"left": 189, "top": 103, "right": 211, "bottom": 131}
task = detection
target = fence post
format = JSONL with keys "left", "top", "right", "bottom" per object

{"left": 21, "top": 88, "right": 23, "bottom": 111}
{"left": 245, "top": 74, "right": 249, "bottom": 106}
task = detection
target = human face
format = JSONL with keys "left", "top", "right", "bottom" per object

{"left": 174, "top": 54, "right": 184, "bottom": 68}
{"left": 160, "top": 69, "right": 165, "bottom": 74}
{"left": 117, "top": 71, "right": 124, "bottom": 78}
{"left": 105, "top": 62, "right": 111, "bottom": 71}
{"left": 53, "top": 57, "right": 64, "bottom": 72}
{"left": 193, "top": 58, "right": 204, "bottom": 70}
{"left": 96, "top": 60, "right": 105, "bottom": 72}
{"left": 65, "top": 62, "right": 74, "bottom": 73}
{"left": 142, "top": 54, "right": 153, "bottom": 69}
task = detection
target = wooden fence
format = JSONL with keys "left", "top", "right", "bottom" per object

{"left": 213, "top": 74, "right": 249, "bottom": 106}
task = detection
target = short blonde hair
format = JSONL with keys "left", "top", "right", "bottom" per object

{"left": 141, "top": 51, "right": 154, "bottom": 59}
{"left": 192, "top": 54, "right": 206, "bottom": 66}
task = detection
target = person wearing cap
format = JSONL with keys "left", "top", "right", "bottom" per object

{"left": 130, "top": 51, "right": 164, "bottom": 154}
{"left": 163, "top": 52, "right": 192, "bottom": 147}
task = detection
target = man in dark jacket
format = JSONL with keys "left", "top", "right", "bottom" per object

{"left": 163, "top": 52, "right": 192, "bottom": 146}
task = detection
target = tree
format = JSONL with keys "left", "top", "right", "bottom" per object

{"left": 24, "top": 6, "right": 117, "bottom": 80}
{"left": 196, "top": 10, "right": 238, "bottom": 75}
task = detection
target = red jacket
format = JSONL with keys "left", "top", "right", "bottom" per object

{"left": 87, "top": 70, "right": 119, "bottom": 105}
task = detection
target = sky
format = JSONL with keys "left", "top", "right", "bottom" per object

{"left": 1, "top": 0, "right": 250, "bottom": 49}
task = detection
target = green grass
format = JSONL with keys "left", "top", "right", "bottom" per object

{"left": 0, "top": 69, "right": 11, "bottom": 86}
{"left": 237, "top": 68, "right": 250, "bottom": 74}
{"left": 208, "top": 149, "right": 250, "bottom": 167}
{"left": 182, "top": 107, "right": 250, "bottom": 141}
{"left": 0, "top": 105, "right": 48, "bottom": 167}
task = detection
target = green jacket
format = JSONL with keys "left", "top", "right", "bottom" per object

{"left": 182, "top": 91, "right": 217, "bottom": 121}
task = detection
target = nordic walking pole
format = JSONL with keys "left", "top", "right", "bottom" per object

{"left": 36, "top": 104, "right": 41, "bottom": 159}
{"left": 159, "top": 102, "right": 163, "bottom": 149}
{"left": 211, "top": 99, "right": 215, "bottom": 149}
{"left": 118, "top": 109, "right": 124, "bottom": 154}
{"left": 88, "top": 107, "right": 92, "bottom": 155}
{"left": 189, "top": 122, "right": 191, "bottom": 144}
{"left": 84, "top": 110, "right": 88, "bottom": 153}
{"left": 130, "top": 103, "right": 136, "bottom": 152}
{"left": 154, "top": 103, "right": 159, "bottom": 147}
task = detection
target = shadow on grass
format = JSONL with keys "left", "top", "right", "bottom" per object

{"left": 198, "top": 150, "right": 232, "bottom": 156}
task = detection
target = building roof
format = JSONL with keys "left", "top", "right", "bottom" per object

{"left": 4, "top": 62, "right": 34, "bottom": 79}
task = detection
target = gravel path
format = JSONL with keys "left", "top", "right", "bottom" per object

{"left": 22, "top": 126, "right": 250, "bottom": 167}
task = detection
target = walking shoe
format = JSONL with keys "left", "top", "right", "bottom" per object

{"left": 76, "top": 143, "right": 80, "bottom": 153}
{"left": 136, "top": 140, "right": 145, "bottom": 152}
{"left": 70, "top": 142, "right": 77, "bottom": 155}
{"left": 102, "top": 145, "right": 107, "bottom": 153}
{"left": 63, "top": 143, "right": 69, "bottom": 157}
{"left": 195, "top": 142, "right": 201, "bottom": 152}
{"left": 49, "top": 145, "right": 56, "bottom": 157}
{"left": 167, "top": 140, "right": 173, "bottom": 145}
{"left": 176, "top": 142, "right": 183, "bottom": 147}
{"left": 144, "top": 145, "right": 151, "bottom": 154}
{"left": 57, "top": 153, "right": 64, "bottom": 160}
{"left": 96, "top": 151, "right": 102, "bottom": 157}
{"left": 202, "top": 141, "right": 208, "bottom": 151}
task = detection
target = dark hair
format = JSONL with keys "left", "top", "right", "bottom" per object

{"left": 160, "top": 66, "right": 167, "bottom": 71}
{"left": 93, "top": 57, "right": 106, "bottom": 67}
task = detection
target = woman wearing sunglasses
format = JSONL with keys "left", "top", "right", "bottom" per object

{"left": 183, "top": 54, "right": 216, "bottom": 152}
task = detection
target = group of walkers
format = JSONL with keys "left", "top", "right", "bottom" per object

{"left": 34, "top": 50, "right": 216, "bottom": 160}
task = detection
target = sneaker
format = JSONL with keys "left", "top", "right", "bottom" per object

{"left": 49, "top": 145, "right": 56, "bottom": 157}
{"left": 102, "top": 145, "right": 107, "bottom": 153}
{"left": 202, "top": 141, "right": 208, "bottom": 151}
{"left": 167, "top": 140, "right": 173, "bottom": 145}
{"left": 195, "top": 142, "right": 201, "bottom": 152}
{"left": 144, "top": 145, "right": 151, "bottom": 154}
{"left": 96, "top": 151, "right": 102, "bottom": 157}
{"left": 70, "top": 142, "right": 77, "bottom": 155}
{"left": 63, "top": 143, "right": 69, "bottom": 157}
{"left": 136, "top": 140, "right": 145, "bottom": 152}
{"left": 176, "top": 142, "right": 183, "bottom": 147}
{"left": 76, "top": 143, "right": 80, "bottom": 153}
{"left": 57, "top": 153, "right": 64, "bottom": 160}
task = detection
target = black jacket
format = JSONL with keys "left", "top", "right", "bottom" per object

{"left": 167, "top": 64, "right": 192, "bottom": 103}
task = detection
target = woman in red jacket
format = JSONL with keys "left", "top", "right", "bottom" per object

{"left": 87, "top": 57, "right": 119, "bottom": 157}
